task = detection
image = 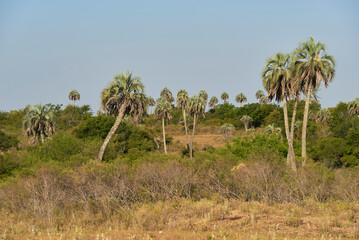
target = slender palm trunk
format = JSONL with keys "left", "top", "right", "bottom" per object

{"left": 98, "top": 103, "right": 127, "bottom": 161}
{"left": 240, "top": 102, "right": 243, "bottom": 107}
{"left": 162, "top": 117, "right": 167, "bottom": 154}
{"left": 287, "top": 96, "right": 299, "bottom": 171}
{"left": 182, "top": 107, "right": 189, "bottom": 151}
{"left": 73, "top": 100, "right": 75, "bottom": 106}
{"left": 40, "top": 133, "right": 45, "bottom": 144}
{"left": 283, "top": 98, "right": 295, "bottom": 170}
{"left": 302, "top": 85, "right": 312, "bottom": 161}
{"left": 190, "top": 114, "right": 197, "bottom": 159}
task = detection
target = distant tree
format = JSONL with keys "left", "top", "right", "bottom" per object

{"left": 220, "top": 123, "right": 235, "bottom": 140}
{"left": 235, "top": 93, "right": 247, "bottom": 107}
{"left": 160, "top": 87, "right": 174, "bottom": 103}
{"left": 147, "top": 96, "right": 156, "bottom": 114}
{"left": 0, "top": 130, "right": 19, "bottom": 151}
{"left": 348, "top": 98, "right": 359, "bottom": 116}
{"left": 221, "top": 92, "right": 229, "bottom": 103}
{"left": 98, "top": 72, "right": 145, "bottom": 161}
{"left": 255, "top": 90, "right": 265, "bottom": 102}
{"left": 293, "top": 37, "right": 335, "bottom": 158}
{"left": 155, "top": 98, "right": 172, "bottom": 154}
{"left": 240, "top": 115, "right": 252, "bottom": 131}
{"left": 187, "top": 95, "right": 206, "bottom": 159}
{"left": 199, "top": 90, "right": 208, "bottom": 105}
{"left": 209, "top": 96, "right": 219, "bottom": 109}
{"left": 23, "top": 104, "right": 56, "bottom": 144}
{"left": 68, "top": 90, "right": 80, "bottom": 106}
{"left": 176, "top": 89, "right": 190, "bottom": 151}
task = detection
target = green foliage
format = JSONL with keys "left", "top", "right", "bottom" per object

{"left": 329, "top": 102, "right": 359, "bottom": 139}
{"left": 0, "top": 130, "right": 19, "bottom": 151}
{"left": 226, "top": 134, "right": 288, "bottom": 160}
{"left": 114, "top": 124, "right": 156, "bottom": 154}
{"left": 309, "top": 137, "right": 358, "bottom": 168}
{"left": 56, "top": 105, "right": 92, "bottom": 130}
{"left": 76, "top": 115, "right": 116, "bottom": 139}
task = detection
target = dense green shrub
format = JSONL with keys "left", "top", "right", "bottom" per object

{"left": 0, "top": 130, "right": 19, "bottom": 151}
{"left": 56, "top": 105, "right": 92, "bottom": 130}
{"left": 76, "top": 115, "right": 116, "bottom": 139}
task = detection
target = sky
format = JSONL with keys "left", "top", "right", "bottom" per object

{"left": 0, "top": 0, "right": 358, "bottom": 112}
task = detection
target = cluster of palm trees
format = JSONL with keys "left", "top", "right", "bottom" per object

{"left": 21, "top": 37, "right": 349, "bottom": 166}
{"left": 262, "top": 37, "right": 335, "bottom": 170}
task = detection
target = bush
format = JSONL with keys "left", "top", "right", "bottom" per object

{"left": 0, "top": 130, "right": 19, "bottom": 151}
{"left": 76, "top": 115, "right": 116, "bottom": 139}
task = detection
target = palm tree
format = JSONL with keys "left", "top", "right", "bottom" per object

{"left": 348, "top": 98, "right": 359, "bottom": 116}
{"left": 130, "top": 93, "right": 147, "bottom": 125}
{"left": 262, "top": 52, "right": 297, "bottom": 170}
{"left": 98, "top": 72, "right": 145, "bottom": 161}
{"left": 315, "top": 108, "right": 330, "bottom": 123}
{"left": 160, "top": 87, "right": 174, "bottom": 103}
{"left": 235, "top": 93, "right": 247, "bottom": 107}
{"left": 259, "top": 95, "right": 269, "bottom": 104}
{"left": 293, "top": 37, "right": 335, "bottom": 158}
{"left": 255, "top": 90, "right": 265, "bottom": 102}
{"left": 221, "top": 92, "right": 229, "bottom": 103}
{"left": 220, "top": 123, "right": 235, "bottom": 140}
{"left": 68, "top": 90, "right": 80, "bottom": 106}
{"left": 176, "top": 89, "right": 190, "bottom": 151}
{"left": 187, "top": 95, "right": 206, "bottom": 159}
{"left": 266, "top": 124, "right": 282, "bottom": 139}
{"left": 240, "top": 115, "right": 252, "bottom": 131}
{"left": 147, "top": 96, "right": 156, "bottom": 114}
{"left": 23, "top": 104, "right": 56, "bottom": 144}
{"left": 209, "top": 96, "right": 218, "bottom": 109}
{"left": 155, "top": 98, "right": 172, "bottom": 154}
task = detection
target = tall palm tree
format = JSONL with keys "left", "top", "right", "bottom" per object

{"left": 130, "top": 93, "right": 147, "bottom": 125}
{"left": 262, "top": 52, "right": 297, "bottom": 170}
{"left": 209, "top": 96, "right": 218, "bottom": 109}
{"left": 187, "top": 95, "right": 206, "bottom": 159}
{"left": 235, "top": 93, "right": 247, "bottom": 107}
{"left": 68, "top": 90, "right": 80, "bottom": 106}
{"left": 293, "top": 37, "right": 335, "bottom": 158}
{"left": 160, "top": 87, "right": 174, "bottom": 103}
{"left": 240, "top": 115, "right": 252, "bottom": 131}
{"left": 199, "top": 90, "right": 208, "bottom": 103}
{"left": 348, "top": 98, "right": 359, "bottom": 116}
{"left": 98, "top": 72, "right": 145, "bottom": 161}
{"left": 23, "top": 104, "right": 56, "bottom": 144}
{"left": 147, "top": 96, "right": 156, "bottom": 114}
{"left": 176, "top": 89, "right": 190, "bottom": 151}
{"left": 255, "top": 90, "right": 265, "bottom": 102}
{"left": 221, "top": 92, "right": 229, "bottom": 103}
{"left": 155, "top": 98, "right": 172, "bottom": 154}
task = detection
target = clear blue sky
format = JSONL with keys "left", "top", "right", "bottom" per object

{"left": 1, "top": 0, "right": 358, "bottom": 112}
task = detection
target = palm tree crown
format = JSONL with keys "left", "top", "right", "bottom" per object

{"left": 68, "top": 90, "right": 80, "bottom": 105}
{"left": 101, "top": 72, "right": 144, "bottom": 116}
{"left": 155, "top": 98, "right": 172, "bottom": 121}
{"left": 188, "top": 95, "right": 206, "bottom": 117}
{"left": 235, "top": 93, "right": 247, "bottom": 107}
{"left": 221, "top": 92, "right": 229, "bottom": 103}
{"left": 255, "top": 90, "right": 265, "bottom": 100}
{"left": 262, "top": 53, "right": 293, "bottom": 103}
{"left": 176, "top": 89, "right": 189, "bottom": 109}
{"left": 23, "top": 104, "right": 56, "bottom": 144}
{"left": 209, "top": 96, "right": 218, "bottom": 108}
{"left": 160, "top": 87, "right": 174, "bottom": 103}
{"left": 348, "top": 98, "right": 359, "bottom": 116}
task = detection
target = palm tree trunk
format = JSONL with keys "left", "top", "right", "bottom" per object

{"left": 40, "top": 133, "right": 45, "bottom": 144}
{"left": 190, "top": 114, "right": 197, "bottom": 159}
{"left": 240, "top": 102, "right": 243, "bottom": 107}
{"left": 97, "top": 103, "right": 127, "bottom": 161}
{"left": 288, "top": 96, "right": 299, "bottom": 171}
{"left": 182, "top": 107, "right": 189, "bottom": 151}
{"left": 162, "top": 117, "right": 167, "bottom": 154}
{"left": 302, "top": 85, "right": 312, "bottom": 161}
{"left": 283, "top": 98, "right": 294, "bottom": 170}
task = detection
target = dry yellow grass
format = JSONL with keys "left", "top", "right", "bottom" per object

{"left": 1, "top": 199, "right": 358, "bottom": 239}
